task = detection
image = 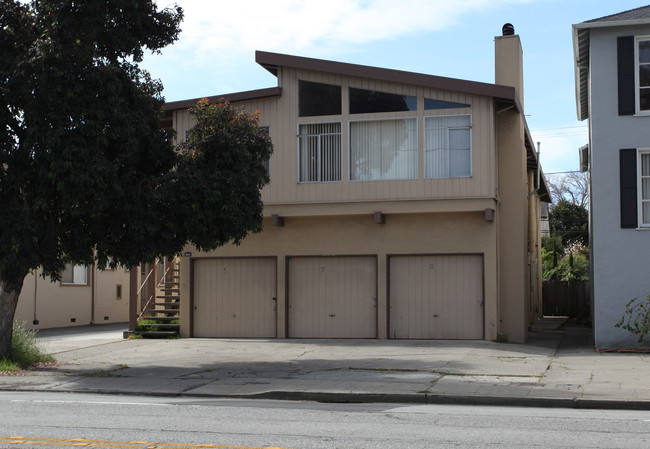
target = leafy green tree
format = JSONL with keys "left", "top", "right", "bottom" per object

{"left": 0, "top": 1, "right": 272, "bottom": 358}
{"left": 549, "top": 199, "right": 588, "bottom": 246}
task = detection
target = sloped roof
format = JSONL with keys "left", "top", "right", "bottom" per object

{"left": 255, "top": 51, "right": 520, "bottom": 110}
{"left": 573, "top": 6, "right": 650, "bottom": 120}
{"left": 584, "top": 5, "right": 650, "bottom": 25}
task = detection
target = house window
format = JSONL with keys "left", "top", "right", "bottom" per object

{"left": 61, "top": 264, "right": 88, "bottom": 285}
{"left": 637, "top": 38, "right": 650, "bottom": 112}
{"left": 298, "top": 122, "right": 342, "bottom": 182}
{"left": 349, "top": 88, "right": 417, "bottom": 114}
{"left": 424, "top": 98, "right": 470, "bottom": 110}
{"left": 299, "top": 81, "right": 342, "bottom": 117}
{"left": 639, "top": 150, "right": 650, "bottom": 226}
{"left": 349, "top": 118, "right": 417, "bottom": 181}
{"left": 424, "top": 114, "right": 472, "bottom": 178}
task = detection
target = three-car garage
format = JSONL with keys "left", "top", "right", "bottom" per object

{"left": 191, "top": 254, "right": 484, "bottom": 340}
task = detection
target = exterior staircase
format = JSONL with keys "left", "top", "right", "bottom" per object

{"left": 134, "top": 264, "right": 180, "bottom": 339}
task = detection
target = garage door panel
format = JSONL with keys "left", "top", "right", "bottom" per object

{"left": 390, "top": 255, "right": 483, "bottom": 339}
{"left": 193, "top": 258, "right": 276, "bottom": 338}
{"left": 289, "top": 256, "right": 377, "bottom": 338}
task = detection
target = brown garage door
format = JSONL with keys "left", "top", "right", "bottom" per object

{"left": 193, "top": 258, "right": 276, "bottom": 338}
{"left": 288, "top": 256, "right": 377, "bottom": 338}
{"left": 389, "top": 254, "right": 483, "bottom": 339}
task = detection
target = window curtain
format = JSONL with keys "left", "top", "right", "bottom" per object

{"left": 424, "top": 115, "right": 471, "bottom": 178}
{"left": 350, "top": 118, "right": 417, "bottom": 180}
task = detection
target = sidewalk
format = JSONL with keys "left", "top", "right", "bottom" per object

{"left": 1, "top": 321, "right": 649, "bottom": 410}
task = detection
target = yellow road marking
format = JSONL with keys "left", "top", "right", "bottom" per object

{"left": 0, "top": 437, "right": 288, "bottom": 449}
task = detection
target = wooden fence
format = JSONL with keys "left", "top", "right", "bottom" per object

{"left": 542, "top": 280, "right": 591, "bottom": 319}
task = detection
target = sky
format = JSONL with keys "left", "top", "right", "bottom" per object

{"left": 141, "top": 0, "right": 650, "bottom": 174}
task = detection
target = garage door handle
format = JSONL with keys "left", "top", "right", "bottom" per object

{"left": 329, "top": 314, "right": 336, "bottom": 317}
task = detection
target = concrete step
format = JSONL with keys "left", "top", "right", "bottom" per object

{"left": 134, "top": 330, "right": 178, "bottom": 339}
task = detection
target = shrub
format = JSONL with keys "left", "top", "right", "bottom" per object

{"left": 616, "top": 295, "right": 650, "bottom": 345}
{"left": 0, "top": 322, "right": 54, "bottom": 371}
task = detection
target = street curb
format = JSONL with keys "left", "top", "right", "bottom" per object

{"left": 3, "top": 386, "right": 650, "bottom": 411}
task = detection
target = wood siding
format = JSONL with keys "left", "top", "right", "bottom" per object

{"left": 173, "top": 67, "right": 496, "bottom": 207}
{"left": 288, "top": 256, "right": 377, "bottom": 338}
{"left": 389, "top": 254, "right": 484, "bottom": 339}
{"left": 192, "top": 258, "right": 277, "bottom": 338}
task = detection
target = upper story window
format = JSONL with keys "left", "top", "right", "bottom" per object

{"left": 299, "top": 81, "right": 341, "bottom": 117}
{"left": 424, "top": 114, "right": 472, "bottom": 179}
{"left": 298, "top": 122, "right": 342, "bottom": 182}
{"left": 350, "top": 88, "right": 417, "bottom": 114}
{"left": 639, "top": 150, "right": 650, "bottom": 227}
{"left": 61, "top": 264, "right": 88, "bottom": 285}
{"left": 424, "top": 98, "right": 470, "bottom": 110}
{"left": 350, "top": 118, "right": 417, "bottom": 181}
{"left": 637, "top": 38, "right": 650, "bottom": 113}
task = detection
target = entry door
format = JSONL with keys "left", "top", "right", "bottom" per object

{"left": 193, "top": 258, "right": 276, "bottom": 337}
{"left": 389, "top": 255, "right": 483, "bottom": 339}
{"left": 288, "top": 256, "right": 377, "bottom": 338}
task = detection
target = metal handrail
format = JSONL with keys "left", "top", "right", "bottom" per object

{"left": 136, "top": 266, "right": 155, "bottom": 295}
{"left": 137, "top": 294, "right": 156, "bottom": 320}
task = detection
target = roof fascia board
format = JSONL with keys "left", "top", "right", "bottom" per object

{"left": 164, "top": 87, "right": 282, "bottom": 112}
{"left": 574, "top": 18, "right": 650, "bottom": 30}
{"left": 255, "top": 50, "right": 518, "bottom": 109}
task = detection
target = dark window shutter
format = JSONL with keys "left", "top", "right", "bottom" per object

{"left": 620, "top": 148, "right": 638, "bottom": 228}
{"left": 618, "top": 36, "right": 636, "bottom": 116}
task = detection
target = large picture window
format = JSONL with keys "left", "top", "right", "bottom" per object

{"left": 639, "top": 150, "right": 650, "bottom": 226}
{"left": 424, "top": 115, "right": 472, "bottom": 179}
{"left": 298, "top": 122, "right": 342, "bottom": 182}
{"left": 350, "top": 118, "right": 417, "bottom": 181}
{"left": 637, "top": 38, "right": 650, "bottom": 112}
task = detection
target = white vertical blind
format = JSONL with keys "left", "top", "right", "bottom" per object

{"left": 424, "top": 115, "right": 472, "bottom": 179}
{"left": 298, "top": 123, "right": 341, "bottom": 182}
{"left": 349, "top": 118, "right": 417, "bottom": 180}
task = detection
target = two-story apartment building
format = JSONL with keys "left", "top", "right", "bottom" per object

{"left": 573, "top": 6, "right": 650, "bottom": 349}
{"left": 164, "top": 26, "right": 549, "bottom": 342}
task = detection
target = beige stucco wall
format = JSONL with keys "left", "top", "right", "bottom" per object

{"left": 180, "top": 208, "right": 499, "bottom": 340}
{"left": 15, "top": 267, "right": 130, "bottom": 330}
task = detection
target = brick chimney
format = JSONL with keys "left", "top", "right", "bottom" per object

{"left": 495, "top": 23, "right": 524, "bottom": 110}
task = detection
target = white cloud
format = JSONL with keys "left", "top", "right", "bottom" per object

{"left": 170, "top": 0, "right": 536, "bottom": 56}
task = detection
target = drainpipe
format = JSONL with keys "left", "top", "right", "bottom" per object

{"left": 527, "top": 142, "right": 541, "bottom": 200}
{"left": 32, "top": 273, "right": 39, "bottom": 325}
{"left": 91, "top": 264, "right": 95, "bottom": 324}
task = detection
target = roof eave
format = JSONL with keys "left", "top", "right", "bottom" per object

{"left": 574, "top": 18, "right": 650, "bottom": 30}
{"left": 163, "top": 87, "right": 282, "bottom": 112}
{"left": 255, "top": 50, "right": 518, "bottom": 108}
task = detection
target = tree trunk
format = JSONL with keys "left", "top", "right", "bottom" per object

{"left": 0, "top": 277, "right": 24, "bottom": 359}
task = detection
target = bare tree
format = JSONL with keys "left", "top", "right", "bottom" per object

{"left": 546, "top": 172, "right": 589, "bottom": 209}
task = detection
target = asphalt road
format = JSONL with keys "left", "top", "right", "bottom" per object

{"left": 1, "top": 391, "right": 649, "bottom": 448}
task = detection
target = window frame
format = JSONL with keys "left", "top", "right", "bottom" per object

{"left": 635, "top": 36, "right": 650, "bottom": 115}
{"left": 423, "top": 114, "right": 473, "bottom": 179}
{"left": 60, "top": 264, "right": 90, "bottom": 286}
{"left": 638, "top": 149, "right": 650, "bottom": 227}
{"left": 348, "top": 117, "right": 418, "bottom": 182}
{"left": 297, "top": 121, "right": 343, "bottom": 183}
